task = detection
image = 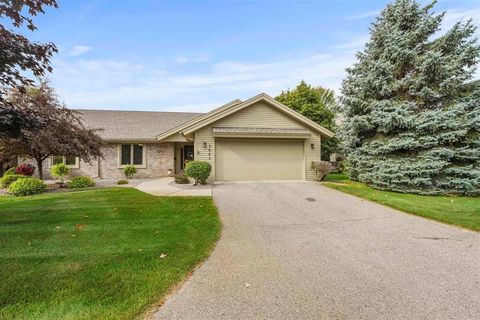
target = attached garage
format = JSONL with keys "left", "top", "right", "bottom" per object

{"left": 215, "top": 139, "right": 304, "bottom": 181}
{"left": 156, "top": 93, "right": 335, "bottom": 181}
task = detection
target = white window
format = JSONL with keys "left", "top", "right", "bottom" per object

{"left": 51, "top": 155, "right": 80, "bottom": 168}
{"left": 118, "top": 144, "right": 146, "bottom": 168}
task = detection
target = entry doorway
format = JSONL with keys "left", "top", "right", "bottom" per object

{"left": 175, "top": 143, "right": 194, "bottom": 173}
{"left": 182, "top": 145, "right": 194, "bottom": 170}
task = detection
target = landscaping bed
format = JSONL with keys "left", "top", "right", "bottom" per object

{"left": 0, "top": 188, "right": 221, "bottom": 319}
{"left": 323, "top": 173, "right": 480, "bottom": 231}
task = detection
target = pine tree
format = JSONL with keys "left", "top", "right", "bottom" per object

{"left": 340, "top": 0, "right": 480, "bottom": 195}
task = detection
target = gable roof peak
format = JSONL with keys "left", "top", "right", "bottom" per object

{"left": 156, "top": 93, "right": 334, "bottom": 141}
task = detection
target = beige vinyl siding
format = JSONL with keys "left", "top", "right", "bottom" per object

{"left": 194, "top": 101, "right": 322, "bottom": 181}
{"left": 304, "top": 132, "right": 321, "bottom": 181}
{"left": 194, "top": 126, "right": 215, "bottom": 168}
{"left": 214, "top": 101, "right": 303, "bottom": 128}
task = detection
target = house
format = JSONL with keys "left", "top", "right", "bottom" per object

{"left": 37, "top": 93, "right": 334, "bottom": 181}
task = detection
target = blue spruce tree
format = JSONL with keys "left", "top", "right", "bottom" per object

{"left": 341, "top": 0, "right": 480, "bottom": 195}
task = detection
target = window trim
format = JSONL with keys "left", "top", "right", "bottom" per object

{"left": 49, "top": 155, "right": 80, "bottom": 169}
{"left": 117, "top": 144, "right": 147, "bottom": 169}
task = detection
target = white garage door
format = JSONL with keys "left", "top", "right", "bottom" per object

{"left": 215, "top": 139, "right": 304, "bottom": 181}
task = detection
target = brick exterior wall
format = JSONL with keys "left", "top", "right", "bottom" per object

{"left": 21, "top": 157, "right": 98, "bottom": 180}
{"left": 98, "top": 143, "right": 174, "bottom": 179}
{"left": 20, "top": 142, "right": 174, "bottom": 180}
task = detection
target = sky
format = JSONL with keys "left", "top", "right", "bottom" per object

{"left": 19, "top": 0, "right": 480, "bottom": 112}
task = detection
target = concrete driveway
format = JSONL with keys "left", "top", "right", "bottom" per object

{"left": 152, "top": 182, "right": 480, "bottom": 320}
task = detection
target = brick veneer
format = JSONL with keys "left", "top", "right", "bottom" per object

{"left": 21, "top": 142, "right": 174, "bottom": 180}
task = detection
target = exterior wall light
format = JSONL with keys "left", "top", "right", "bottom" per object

{"left": 203, "top": 142, "right": 207, "bottom": 148}
{"left": 311, "top": 143, "right": 315, "bottom": 149}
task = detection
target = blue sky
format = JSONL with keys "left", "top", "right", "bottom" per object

{"left": 25, "top": 0, "right": 480, "bottom": 111}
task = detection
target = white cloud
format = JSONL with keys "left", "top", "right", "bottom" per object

{"left": 345, "top": 10, "right": 379, "bottom": 21}
{"left": 441, "top": 7, "right": 480, "bottom": 40}
{"left": 174, "top": 55, "right": 210, "bottom": 64}
{"left": 174, "top": 55, "right": 189, "bottom": 64}
{"left": 50, "top": 51, "right": 356, "bottom": 111}
{"left": 443, "top": 7, "right": 480, "bottom": 25}
{"left": 331, "top": 35, "right": 369, "bottom": 50}
{"left": 69, "top": 45, "right": 92, "bottom": 56}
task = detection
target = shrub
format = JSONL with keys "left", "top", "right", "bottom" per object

{"left": 310, "top": 161, "right": 332, "bottom": 181}
{"left": 123, "top": 165, "right": 137, "bottom": 179}
{"left": 174, "top": 174, "right": 190, "bottom": 184}
{"left": 68, "top": 176, "right": 95, "bottom": 189}
{"left": 51, "top": 163, "right": 71, "bottom": 183}
{"left": 0, "top": 174, "right": 27, "bottom": 188}
{"left": 4, "top": 167, "right": 16, "bottom": 176}
{"left": 117, "top": 179, "right": 128, "bottom": 185}
{"left": 337, "top": 160, "right": 350, "bottom": 174}
{"left": 8, "top": 178, "right": 46, "bottom": 196}
{"left": 184, "top": 161, "right": 211, "bottom": 185}
{"left": 15, "top": 163, "right": 35, "bottom": 176}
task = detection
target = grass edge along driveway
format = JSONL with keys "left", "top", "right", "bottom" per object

{"left": 0, "top": 188, "right": 221, "bottom": 320}
{"left": 323, "top": 173, "right": 480, "bottom": 232}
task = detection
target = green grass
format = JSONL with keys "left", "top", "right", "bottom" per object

{"left": 323, "top": 173, "right": 480, "bottom": 231}
{"left": 0, "top": 188, "right": 221, "bottom": 320}
{"left": 323, "top": 172, "right": 350, "bottom": 182}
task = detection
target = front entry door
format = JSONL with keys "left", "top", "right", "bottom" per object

{"left": 181, "top": 145, "right": 194, "bottom": 170}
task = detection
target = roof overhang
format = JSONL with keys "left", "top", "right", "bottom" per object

{"left": 212, "top": 127, "right": 311, "bottom": 139}
{"left": 156, "top": 93, "right": 334, "bottom": 142}
{"left": 103, "top": 139, "right": 159, "bottom": 143}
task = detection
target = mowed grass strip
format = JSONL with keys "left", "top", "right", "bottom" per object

{"left": 0, "top": 188, "right": 221, "bottom": 320}
{"left": 323, "top": 174, "right": 480, "bottom": 231}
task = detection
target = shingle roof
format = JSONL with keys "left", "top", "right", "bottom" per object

{"left": 75, "top": 109, "right": 203, "bottom": 141}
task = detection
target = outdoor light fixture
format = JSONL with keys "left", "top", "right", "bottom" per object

{"left": 311, "top": 143, "right": 315, "bottom": 149}
{"left": 203, "top": 142, "right": 207, "bottom": 148}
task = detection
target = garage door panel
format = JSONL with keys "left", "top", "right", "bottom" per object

{"left": 215, "top": 139, "right": 304, "bottom": 181}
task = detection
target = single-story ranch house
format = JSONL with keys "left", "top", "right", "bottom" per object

{"left": 32, "top": 93, "right": 334, "bottom": 181}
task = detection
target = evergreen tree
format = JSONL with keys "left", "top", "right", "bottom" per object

{"left": 340, "top": 0, "right": 480, "bottom": 195}
{"left": 276, "top": 81, "right": 338, "bottom": 160}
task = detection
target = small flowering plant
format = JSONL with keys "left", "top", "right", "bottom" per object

{"left": 15, "top": 164, "right": 35, "bottom": 176}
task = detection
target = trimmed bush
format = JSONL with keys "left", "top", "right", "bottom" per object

{"left": 310, "top": 161, "right": 332, "bottom": 181}
{"left": 8, "top": 178, "right": 46, "bottom": 196}
{"left": 123, "top": 165, "right": 137, "bottom": 179}
{"left": 0, "top": 174, "right": 27, "bottom": 188}
{"left": 117, "top": 179, "right": 128, "bottom": 185}
{"left": 174, "top": 174, "right": 190, "bottom": 184}
{"left": 15, "top": 163, "right": 35, "bottom": 176}
{"left": 68, "top": 176, "right": 95, "bottom": 189}
{"left": 4, "top": 167, "right": 16, "bottom": 176}
{"left": 51, "top": 164, "right": 71, "bottom": 183}
{"left": 184, "top": 161, "right": 211, "bottom": 185}
{"left": 336, "top": 160, "right": 350, "bottom": 174}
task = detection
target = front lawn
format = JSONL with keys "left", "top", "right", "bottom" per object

{"left": 0, "top": 188, "right": 221, "bottom": 319}
{"left": 323, "top": 174, "right": 480, "bottom": 231}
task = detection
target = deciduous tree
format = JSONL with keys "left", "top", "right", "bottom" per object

{"left": 0, "top": 0, "right": 58, "bottom": 138}
{"left": 7, "top": 82, "right": 103, "bottom": 179}
{"left": 0, "top": 139, "right": 17, "bottom": 176}
{"left": 276, "top": 81, "right": 338, "bottom": 160}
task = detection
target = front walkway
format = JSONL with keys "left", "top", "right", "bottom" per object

{"left": 152, "top": 182, "right": 480, "bottom": 320}
{"left": 136, "top": 178, "right": 212, "bottom": 196}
